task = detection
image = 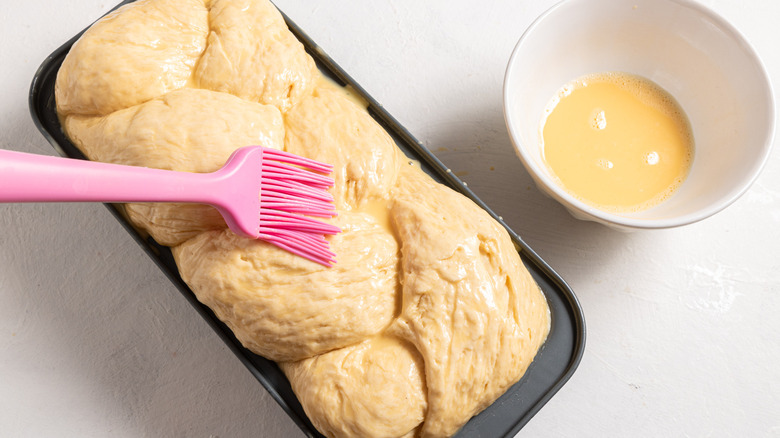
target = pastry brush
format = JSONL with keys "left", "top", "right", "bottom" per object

{"left": 0, "top": 146, "right": 340, "bottom": 266}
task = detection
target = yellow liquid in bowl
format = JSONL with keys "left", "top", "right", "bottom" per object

{"left": 541, "top": 72, "right": 694, "bottom": 213}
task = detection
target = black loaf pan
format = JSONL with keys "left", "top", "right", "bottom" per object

{"left": 29, "top": 1, "right": 586, "bottom": 436}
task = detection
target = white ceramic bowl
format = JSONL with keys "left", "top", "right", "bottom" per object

{"left": 503, "top": 0, "right": 775, "bottom": 230}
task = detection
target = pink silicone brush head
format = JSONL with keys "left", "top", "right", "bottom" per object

{"left": 215, "top": 146, "right": 340, "bottom": 266}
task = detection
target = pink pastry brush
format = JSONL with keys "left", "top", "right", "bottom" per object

{"left": 0, "top": 146, "right": 340, "bottom": 266}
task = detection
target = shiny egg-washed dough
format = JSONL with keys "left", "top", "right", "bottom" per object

{"left": 63, "top": 88, "right": 284, "bottom": 246}
{"left": 195, "top": 0, "right": 318, "bottom": 112}
{"left": 280, "top": 335, "right": 427, "bottom": 438}
{"left": 388, "top": 166, "right": 551, "bottom": 438}
{"left": 56, "top": 0, "right": 208, "bottom": 117}
{"left": 55, "top": 0, "right": 551, "bottom": 436}
{"left": 173, "top": 212, "right": 399, "bottom": 362}
{"left": 285, "top": 78, "right": 403, "bottom": 210}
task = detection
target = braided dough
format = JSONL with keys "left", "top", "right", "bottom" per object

{"left": 56, "top": 1, "right": 551, "bottom": 436}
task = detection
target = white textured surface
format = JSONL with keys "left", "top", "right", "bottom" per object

{"left": 1, "top": 0, "right": 778, "bottom": 437}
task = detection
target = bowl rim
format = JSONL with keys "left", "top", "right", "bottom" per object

{"left": 502, "top": 0, "right": 776, "bottom": 229}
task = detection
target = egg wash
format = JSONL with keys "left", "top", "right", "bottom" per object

{"left": 541, "top": 72, "right": 694, "bottom": 213}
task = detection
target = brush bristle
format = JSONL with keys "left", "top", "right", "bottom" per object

{"left": 259, "top": 148, "right": 339, "bottom": 266}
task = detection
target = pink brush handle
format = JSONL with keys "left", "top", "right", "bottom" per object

{"left": 0, "top": 149, "right": 223, "bottom": 205}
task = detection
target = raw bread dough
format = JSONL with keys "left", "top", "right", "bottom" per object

{"left": 388, "top": 166, "right": 551, "bottom": 438}
{"left": 280, "top": 335, "right": 427, "bottom": 438}
{"left": 195, "top": 0, "right": 318, "bottom": 112}
{"left": 285, "top": 78, "right": 402, "bottom": 210}
{"left": 173, "top": 212, "right": 399, "bottom": 362}
{"left": 64, "top": 88, "right": 283, "bottom": 246}
{"left": 56, "top": 0, "right": 209, "bottom": 117}
{"left": 55, "top": 0, "right": 551, "bottom": 436}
